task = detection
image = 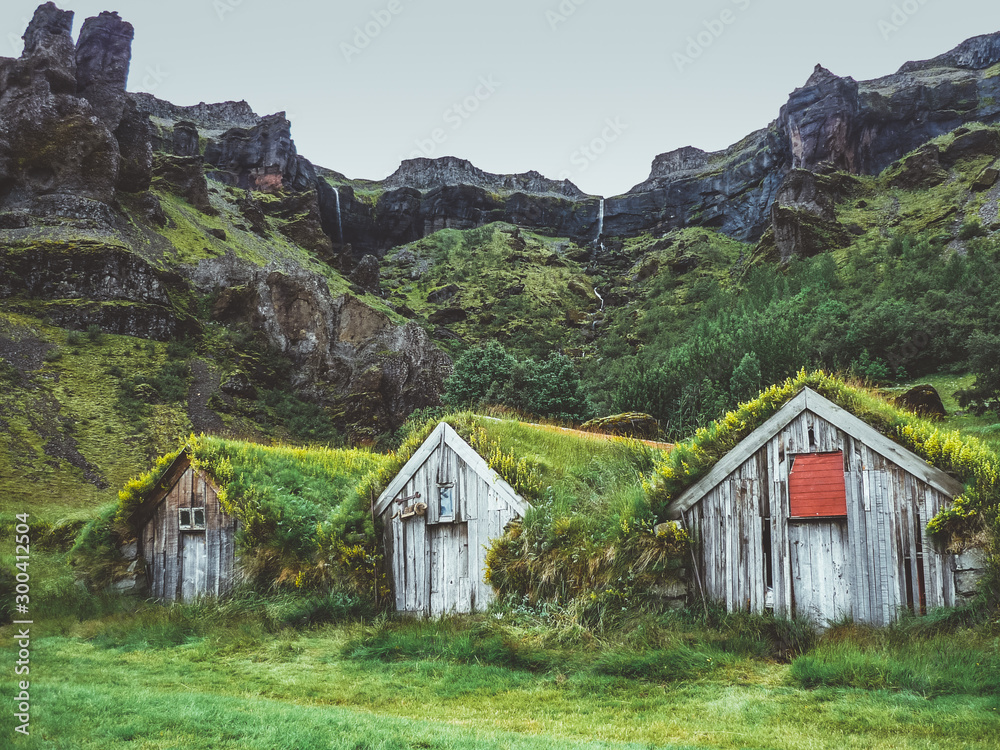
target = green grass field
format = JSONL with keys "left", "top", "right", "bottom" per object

{"left": 3, "top": 596, "right": 999, "bottom": 750}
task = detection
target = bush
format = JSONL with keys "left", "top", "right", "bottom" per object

{"left": 165, "top": 337, "right": 195, "bottom": 360}
{"left": 85, "top": 324, "right": 103, "bottom": 344}
{"left": 445, "top": 341, "right": 592, "bottom": 422}
{"left": 959, "top": 219, "right": 988, "bottom": 241}
{"left": 257, "top": 389, "right": 343, "bottom": 446}
{"left": 956, "top": 330, "right": 1000, "bottom": 417}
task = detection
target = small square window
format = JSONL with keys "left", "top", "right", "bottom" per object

{"left": 438, "top": 485, "right": 454, "bottom": 520}
{"left": 179, "top": 507, "right": 206, "bottom": 530}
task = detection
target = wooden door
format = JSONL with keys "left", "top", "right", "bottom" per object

{"left": 180, "top": 533, "right": 207, "bottom": 602}
{"left": 429, "top": 524, "right": 471, "bottom": 616}
{"left": 788, "top": 519, "right": 852, "bottom": 625}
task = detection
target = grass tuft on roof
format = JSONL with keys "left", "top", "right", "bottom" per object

{"left": 643, "top": 369, "right": 1000, "bottom": 547}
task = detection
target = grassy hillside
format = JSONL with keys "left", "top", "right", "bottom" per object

{"left": 0, "top": 309, "right": 350, "bottom": 534}
{"left": 381, "top": 224, "right": 603, "bottom": 358}
{"left": 0, "top": 314, "right": 192, "bottom": 526}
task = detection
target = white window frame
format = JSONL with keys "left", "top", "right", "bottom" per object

{"left": 438, "top": 483, "right": 455, "bottom": 522}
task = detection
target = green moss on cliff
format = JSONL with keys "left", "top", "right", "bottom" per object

{"left": 0, "top": 313, "right": 191, "bottom": 524}
{"left": 382, "top": 224, "right": 599, "bottom": 358}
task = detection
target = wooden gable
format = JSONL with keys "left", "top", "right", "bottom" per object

{"left": 670, "top": 388, "right": 963, "bottom": 517}
{"left": 375, "top": 422, "right": 529, "bottom": 518}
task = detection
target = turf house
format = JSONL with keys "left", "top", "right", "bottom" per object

{"left": 129, "top": 447, "right": 239, "bottom": 602}
{"left": 374, "top": 421, "right": 532, "bottom": 616}
{"left": 661, "top": 380, "right": 990, "bottom": 626}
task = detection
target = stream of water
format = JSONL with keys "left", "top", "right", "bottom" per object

{"left": 332, "top": 187, "right": 344, "bottom": 244}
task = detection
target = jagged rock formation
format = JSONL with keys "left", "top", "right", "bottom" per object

{"left": 0, "top": 3, "right": 453, "bottom": 439}
{"left": 330, "top": 157, "right": 601, "bottom": 258}
{"left": 3, "top": 2, "right": 1000, "bottom": 443}
{"left": 193, "top": 254, "right": 450, "bottom": 437}
{"left": 602, "top": 33, "right": 1000, "bottom": 253}
{"left": 383, "top": 156, "right": 586, "bottom": 198}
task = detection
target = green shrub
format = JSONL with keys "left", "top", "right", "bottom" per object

{"left": 959, "top": 219, "right": 988, "bottom": 240}
{"left": 85, "top": 324, "right": 103, "bottom": 344}
{"left": 165, "top": 337, "right": 195, "bottom": 359}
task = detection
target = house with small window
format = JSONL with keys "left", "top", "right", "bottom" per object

{"left": 667, "top": 387, "right": 983, "bottom": 626}
{"left": 374, "top": 422, "right": 531, "bottom": 617}
{"left": 129, "top": 447, "right": 239, "bottom": 602}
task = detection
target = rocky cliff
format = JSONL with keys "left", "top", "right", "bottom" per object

{"left": 3, "top": 2, "right": 1000, "bottom": 449}
{"left": 320, "top": 31, "right": 1000, "bottom": 262}
{"left": 603, "top": 34, "right": 1000, "bottom": 254}
{"left": 0, "top": 3, "right": 451, "bottom": 444}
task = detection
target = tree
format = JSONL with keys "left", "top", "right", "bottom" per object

{"left": 444, "top": 340, "right": 516, "bottom": 407}
{"left": 445, "top": 342, "right": 592, "bottom": 422}
{"left": 956, "top": 331, "right": 1000, "bottom": 416}
{"left": 730, "top": 351, "right": 762, "bottom": 403}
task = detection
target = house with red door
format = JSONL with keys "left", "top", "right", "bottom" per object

{"left": 667, "top": 387, "right": 984, "bottom": 626}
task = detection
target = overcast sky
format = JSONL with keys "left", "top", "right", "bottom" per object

{"left": 3, "top": 0, "right": 999, "bottom": 196}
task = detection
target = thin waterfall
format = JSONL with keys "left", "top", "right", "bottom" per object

{"left": 332, "top": 187, "right": 344, "bottom": 244}
{"left": 596, "top": 198, "right": 604, "bottom": 244}
{"left": 592, "top": 287, "right": 605, "bottom": 330}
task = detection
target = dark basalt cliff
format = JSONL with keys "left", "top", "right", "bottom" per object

{"left": 604, "top": 35, "right": 1000, "bottom": 253}
{"left": 321, "top": 31, "right": 1000, "bottom": 261}
{"left": 0, "top": 3, "right": 451, "bottom": 437}
{"left": 2, "top": 1, "right": 1000, "bottom": 440}
{"left": 329, "top": 156, "right": 602, "bottom": 259}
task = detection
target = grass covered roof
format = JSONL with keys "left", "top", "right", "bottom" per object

{"left": 81, "top": 436, "right": 393, "bottom": 591}
{"left": 643, "top": 370, "right": 1000, "bottom": 544}
{"left": 81, "top": 374, "right": 998, "bottom": 609}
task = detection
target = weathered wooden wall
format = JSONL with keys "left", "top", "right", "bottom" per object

{"left": 380, "top": 441, "right": 521, "bottom": 616}
{"left": 684, "top": 409, "right": 959, "bottom": 626}
{"left": 140, "top": 466, "right": 238, "bottom": 602}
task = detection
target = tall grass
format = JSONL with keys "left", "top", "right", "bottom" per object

{"left": 344, "top": 605, "right": 817, "bottom": 681}
{"left": 791, "top": 615, "right": 1000, "bottom": 696}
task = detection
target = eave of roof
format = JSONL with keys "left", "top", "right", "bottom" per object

{"left": 668, "top": 387, "right": 965, "bottom": 518}
{"left": 127, "top": 447, "right": 193, "bottom": 529}
{"left": 374, "top": 422, "right": 530, "bottom": 517}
